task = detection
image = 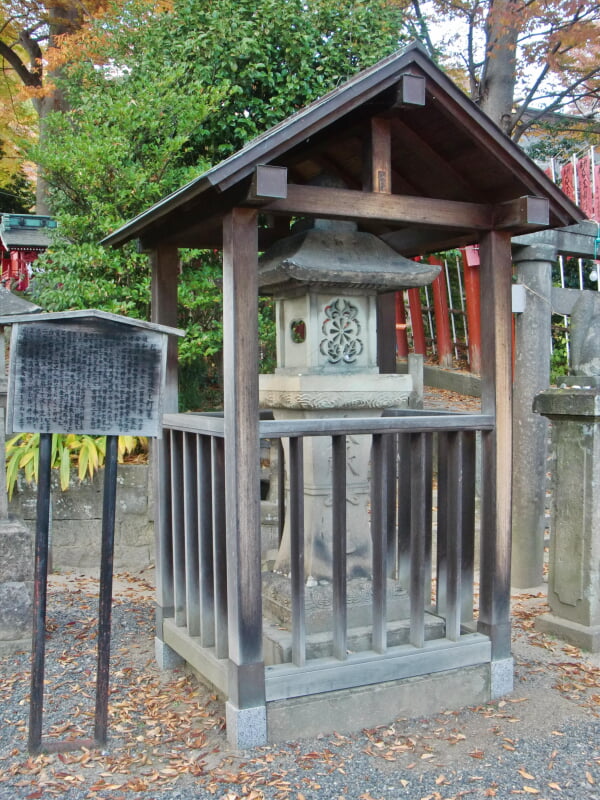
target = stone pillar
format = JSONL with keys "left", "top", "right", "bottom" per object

{"left": 0, "top": 405, "right": 34, "bottom": 655}
{"left": 533, "top": 388, "right": 600, "bottom": 651}
{"left": 511, "top": 243, "right": 555, "bottom": 588}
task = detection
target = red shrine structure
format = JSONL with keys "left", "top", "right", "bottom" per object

{"left": 0, "top": 214, "right": 56, "bottom": 291}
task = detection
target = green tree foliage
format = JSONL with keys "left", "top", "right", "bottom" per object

{"left": 30, "top": 0, "right": 407, "bottom": 408}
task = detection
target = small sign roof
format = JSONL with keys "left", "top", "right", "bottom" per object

{"left": 0, "top": 308, "right": 184, "bottom": 337}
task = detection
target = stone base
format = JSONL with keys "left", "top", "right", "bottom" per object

{"left": 0, "top": 637, "right": 31, "bottom": 657}
{"left": 262, "top": 572, "right": 409, "bottom": 635}
{"left": 263, "top": 614, "right": 445, "bottom": 665}
{"left": 535, "top": 613, "right": 600, "bottom": 652}
{"left": 266, "top": 663, "right": 491, "bottom": 742}
{"left": 155, "top": 636, "right": 185, "bottom": 670}
{"left": 490, "top": 657, "right": 514, "bottom": 698}
{"left": 226, "top": 702, "right": 267, "bottom": 749}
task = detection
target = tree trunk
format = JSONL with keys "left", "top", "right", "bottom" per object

{"left": 479, "top": 0, "right": 520, "bottom": 136}
{"left": 33, "top": 2, "right": 83, "bottom": 213}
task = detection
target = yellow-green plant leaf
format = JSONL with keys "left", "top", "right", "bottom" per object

{"left": 24, "top": 453, "right": 36, "bottom": 485}
{"left": 6, "top": 451, "right": 21, "bottom": 500}
{"left": 60, "top": 446, "right": 71, "bottom": 491}
{"left": 78, "top": 445, "right": 89, "bottom": 483}
{"left": 18, "top": 451, "right": 35, "bottom": 470}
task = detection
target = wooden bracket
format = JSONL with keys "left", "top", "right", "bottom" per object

{"left": 494, "top": 196, "right": 549, "bottom": 230}
{"left": 247, "top": 165, "right": 288, "bottom": 204}
{"left": 393, "top": 73, "right": 426, "bottom": 108}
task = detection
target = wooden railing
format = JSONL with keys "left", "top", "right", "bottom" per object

{"left": 157, "top": 409, "right": 495, "bottom": 704}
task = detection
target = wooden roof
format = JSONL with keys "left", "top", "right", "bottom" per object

{"left": 102, "top": 42, "right": 584, "bottom": 256}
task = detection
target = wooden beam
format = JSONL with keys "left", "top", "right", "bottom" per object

{"left": 477, "top": 230, "right": 513, "bottom": 661}
{"left": 258, "top": 184, "right": 493, "bottom": 229}
{"left": 221, "top": 208, "right": 266, "bottom": 724}
{"left": 494, "top": 196, "right": 549, "bottom": 230}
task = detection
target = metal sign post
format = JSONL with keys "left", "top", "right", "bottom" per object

{"left": 1, "top": 310, "right": 183, "bottom": 754}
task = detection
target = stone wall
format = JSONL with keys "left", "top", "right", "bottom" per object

{"left": 0, "top": 518, "right": 33, "bottom": 655}
{"left": 8, "top": 465, "right": 154, "bottom": 571}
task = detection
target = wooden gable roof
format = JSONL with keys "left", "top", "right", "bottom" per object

{"left": 102, "top": 42, "right": 584, "bottom": 256}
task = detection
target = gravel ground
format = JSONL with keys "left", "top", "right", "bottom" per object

{"left": 0, "top": 570, "right": 599, "bottom": 800}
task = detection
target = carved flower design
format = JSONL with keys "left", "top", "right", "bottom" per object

{"left": 320, "top": 298, "right": 363, "bottom": 364}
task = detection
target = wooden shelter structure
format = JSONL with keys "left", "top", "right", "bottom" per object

{"left": 103, "top": 43, "right": 584, "bottom": 747}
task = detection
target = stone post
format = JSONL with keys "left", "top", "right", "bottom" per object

{"left": 533, "top": 388, "right": 600, "bottom": 650}
{"left": 0, "top": 336, "right": 34, "bottom": 655}
{"left": 511, "top": 243, "right": 555, "bottom": 588}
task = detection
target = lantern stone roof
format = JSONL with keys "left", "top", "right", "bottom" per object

{"left": 102, "top": 42, "right": 584, "bottom": 256}
{"left": 0, "top": 214, "right": 57, "bottom": 253}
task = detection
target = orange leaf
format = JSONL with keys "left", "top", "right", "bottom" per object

{"left": 523, "top": 788, "right": 540, "bottom": 794}
{"left": 586, "top": 772, "right": 595, "bottom": 785}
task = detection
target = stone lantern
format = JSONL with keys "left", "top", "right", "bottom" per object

{"left": 534, "top": 291, "right": 600, "bottom": 651}
{"left": 258, "top": 217, "right": 439, "bottom": 583}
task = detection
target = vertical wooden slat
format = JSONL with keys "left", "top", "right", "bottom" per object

{"left": 183, "top": 433, "right": 200, "bottom": 636}
{"left": 423, "top": 434, "right": 434, "bottom": 605}
{"left": 397, "top": 432, "right": 411, "bottom": 588}
{"left": 277, "top": 439, "right": 285, "bottom": 544}
{"left": 386, "top": 433, "right": 398, "bottom": 579}
{"left": 212, "top": 436, "right": 228, "bottom": 659}
{"left": 371, "top": 434, "right": 388, "bottom": 653}
{"left": 331, "top": 434, "right": 347, "bottom": 661}
{"left": 155, "top": 434, "right": 174, "bottom": 625}
{"left": 461, "top": 431, "right": 476, "bottom": 623}
{"left": 170, "top": 430, "right": 186, "bottom": 627}
{"left": 445, "top": 432, "right": 463, "bottom": 642}
{"left": 410, "top": 433, "right": 427, "bottom": 648}
{"left": 289, "top": 437, "right": 305, "bottom": 666}
{"left": 478, "top": 230, "right": 513, "bottom": 660}
{"left": 436, "top": 431, "right": 449, "bottom": 614}
{"left": 198, "top": 435, "right": 215, "bottom": 647}
{"left": 222, "top": 207, "right": 266, "bottom": 716}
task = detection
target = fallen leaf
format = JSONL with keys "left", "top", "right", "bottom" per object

{"left": 586, "top": 772, "right": 595, "bottom": 785}
{"left": 523, "top": 788, "right": 540, "bottom": 795}
{"left": 519, "top": 769, "right": 535, "bottom": 780}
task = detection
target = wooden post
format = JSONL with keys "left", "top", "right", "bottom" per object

{"left": 477, "top": 230, "right": 513, "bottom": 673}
{"left": 151, "top": 244, "right": 179, "bottom": 413}
{"left": 408, "top": 288, "right": 426, "bottom": 354}
{"left": 150, "top": 245, "right": 182, "bottom": 668}
{"left": 461, "top": 246, "right": 482, "bottom": 374}
{"left": 395, "top": 293, "right": 409, "bottom": 358}
{"left": 222, "top": 207, "right": 267, "bottom": 748}
{"left": 430, "top": 257, "right": 453, "bottom": 368}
